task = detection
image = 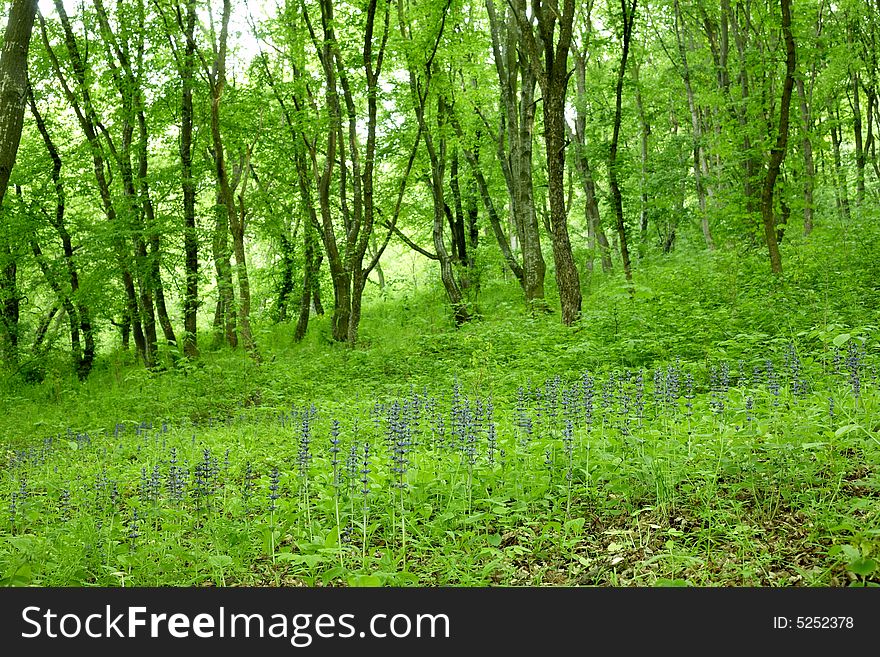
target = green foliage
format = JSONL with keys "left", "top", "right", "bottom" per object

{"left": 1, "top": 217, "right": 879, "bottom": 586}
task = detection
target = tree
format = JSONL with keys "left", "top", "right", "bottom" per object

{"left": 516, "top": 0, "right": 582, "bottom": 325}
{"left": 27, "top": 85, "right": 95, "bottom": 378}
{"left": 673, "top": 0, "right": 715, "bottom": 250}
{"left": 399, "top": 0, "right": 472, "bottom": 324}
{"left": 0, "top": 0, "right": 37, "bottom": 208}
{"left": 760, "top": 0, "right": 797, "bottom": 274}
{"left": 608, "top": 0, "right": 638, "bottom": 284}
{"left": 485, "top": 0, "right": 546, "bottom": 306}
{"left": 568, "top": 12, "right": 613, "bottom": 274}
{"left": 155, "top": 0, "right": 200, "bottom": 358}
{"left": 39, "top": 0, "right": 157, "bottom": 367}
{"left": 0, "top": 0, "right": 38, "bottom": 364}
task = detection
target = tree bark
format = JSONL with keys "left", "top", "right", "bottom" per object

{"left": 674, "top": 0, "right": 715, "bottom": 250}
{"left": 760, "top": 0, "right": 796, "bottom": 275}
{"left": 795, "top": 77, "right": 815, "bottom": 236}
{"left": 0, "top": 0, "right": 37, "bottom": 365}
{"left": 180, "top": 0, "right": 199, "bottom": 358}
{"left": 570, "top": 43, "right": 612, "bottom": 274}
{"left": 609, "top": 0, "right": 638, "bottom": 284}
{"left": 232, "top": 155, "right": 258, "bottom": 357}
{"left": 485, "top": 0, "right": 546, "bottom": 305}
{"left": 28, "top": 86, "right": 94, "bottom": 378}
{"left": 633, "top": 60, "right": 650, "bottom": 240}
{"left": 851, "top": 69, "right": 866, "bottom": 206}
{"left": 516, "top": 0, "right": 582, "bottom": 324}
{"left": 829, "top": 107, "right": 851, "bottom": 221}
{"left": 205, "top": 0, "right": 254, "bottom": 354}
{"left": 294, "top": 217, "right": 320, "bottom": 342}
{"left": 41, "top": 4, "right": 150, "bottom": 366}
{"left": 453, "top": 121, "right": 524, "bottom": 284}
{"left": 0, "top": 0, "right": 37, "bottom": 208}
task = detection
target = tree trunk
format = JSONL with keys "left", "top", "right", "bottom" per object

{"left": 453, "top": 123, "right": 525, "bottom": 284}
{"left": 211, "top": 194, "right": 237, "bottom": 348}
{"left": 830, "top": 108, "right": 851, "bottom": 221}
{"left": 675, "top": 0, "right": 715, "bottom": 250}
{"left": 795, "top": 77, "right": 815, "bottom": 236}
{"left": 0, "top": 242, "right": 18, "bottom": 363}
{"left": 851, "top": 70, "right": 866, "bottom": 206}
{"left": 206, "top": 0, "right": 244, "bottom": 351}
{"left": 485, "top": 0, "right": 546, "bottom": 305}
{"left": 176, "top": 0, "right": 199, "bottom": 358}
{"left": 633, "top": 60, "right": 650, "bottom": 240}
{"left": 232, "top": 158, "right": 258, "bottom": 357}
{"left": 570, "top": 45, "right": 612, "bottom": 274}
{"left": 760, "top": 0, "right": 796, "bottom": 275}
{"left": 609, "top": 0, "right": 638, "bottom": 284}
{"left": 545, "top": 80, "right": 583, "bottom": 322}
{"left": 726, "top": 0, "right": 762, "bottom": 224}
{"left": 42, "top": 4, "right": 150, "bottom": 366}
{"left": 28, "top": 86, "right": 94, "bottom": 378}
{"left": 294, "top": 218, "right": 320, "bottom": 342}
{"left": 31, "top": 304, "right": 58, "bottom": 354}
{"left": 0, "top": 0, "right": 37, "bottom": 208}
{"left": 0, "top": 0, "right": 37, "bottom": 365}
{"left": 516, "top": 0, "right": 581, "bottom": 324}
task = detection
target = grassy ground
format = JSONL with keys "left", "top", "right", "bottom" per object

{"left": 1, "top": 219, "right": 879, "bottom": 586}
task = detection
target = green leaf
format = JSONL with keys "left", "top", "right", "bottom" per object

{"left": 348, "top": 574, "right": 382, "bottom": 587}
{"left": 564, "top": 518, "right": 585, "bottom": 534}
{"left": 848, "top": 557, "right": 877, "bottom": 577}
{"left": 654, "top": 578, "right": 689, "bottom": 587}
{"left": 832, "top": 333, "right": 851, "bottom": 347}
{"left": 320, "top": 566, "right": 348, "bottom": 585}
{"left": 293, "top": 554, "right": 325, "bottom": 569}
{"left": 835, "top": 424, "right": 861, "bottom": 438}
{"left": 840, "top": 545, "right": 861, "bottom": 561}
{"left": 207, "top": 554, "right": 233, "bottom": 570}
{"left": 1, "top": 563, "right": 32, "bottom": 587}
{"left": 323, "top": 528, "right": 339, "bottom": 549}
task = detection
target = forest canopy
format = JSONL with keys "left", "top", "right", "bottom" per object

{"left": 0, "top": 0, "right": 877, "bottom": 376}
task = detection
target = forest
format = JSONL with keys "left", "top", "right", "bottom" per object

{"left": 0, "top": 0, "right": 878, "bottom": 587}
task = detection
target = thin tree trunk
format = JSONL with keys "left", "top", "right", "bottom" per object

{"left": 206, "top": 0, "right": 241, "bottom": 350}
{"left": 726, "top": 0, "right": 762, "bottom": 222}
{"left": 0, "top": 0, "right": 37, "bottom": 208}
{"left": 294, "top": 217, "right": 320, "bottom": 342}
{"left": 571, "top": 45, "right": 612, "bottom": 273}
{"left": 760, "top": 0, "right": 796, "bottom": 275}
{"left": 865, "top": 89, "right": 879, "bottom": 192}
{"left": 211, "top": 193, "right": 237, "bottom": 348}
{"left": 452, "top": 115, "right": 525, "bottom": 284}
{"left": 830, "top": 107, "right": 851, "bottom": 221}
{"left": 675, "top": 0, "right": 715, "bottom": 250}
{"left": 0, "top": 242, "right": 18, "bottom": 363}
{"left": 41, "top": 5, "right": 149, "bottom": 366}
{"left": 369, "top": 235, "right": 385, "bottom": 289}
{"left": 516, "top": 0, "right": 581, "bottom": 323}
{"left": 232, "top": 156, "right": 258, "bottom": 357}
{"left": 28, "top": 85, "right": 94, "bottom": 378}
{"left": 796, "top": 77, "right": 815, "bottom": 235}
{"left": 31, "top": 304, "right": 58, "bottom": 354}
{"left": 633, "top": 60, "right": 650, "bottom": 239}
{"left": 609, "top": 0, "right": 638, "bottom": 284}
{"left": 485, "top": 0, "right": 546, "bottom": 305}
{"left": 0, "top": 0, "right": 38, "bottom": 364}
{"left": 171, "top": 0, "right": 199, "bottom": 358}
{"left": 852, "top": 69, "right": 866, "bottom": 206}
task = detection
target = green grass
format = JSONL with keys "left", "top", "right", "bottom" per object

{"left": 1, "top": 218, "right": 879, "bottom": 586}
